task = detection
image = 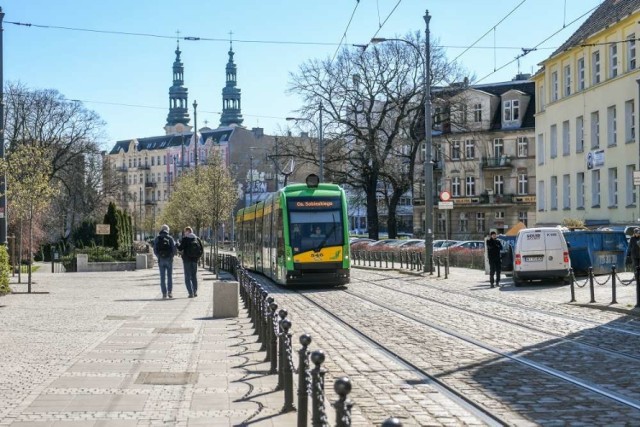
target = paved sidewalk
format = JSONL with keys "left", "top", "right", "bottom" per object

{"left": 0, "top": 262, "right": 296, "bottom": 426}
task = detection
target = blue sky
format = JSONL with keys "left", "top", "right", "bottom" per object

{"left": 4, "top": 0, "right": 603, "bottom": 147}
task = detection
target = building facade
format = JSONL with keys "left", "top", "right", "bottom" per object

{"left": 414, "top": 76, "right": 537, "bottom": 240}
{"left": 532, "top": 0, "right": 640, "bottom": 227}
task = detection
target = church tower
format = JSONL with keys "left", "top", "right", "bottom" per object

{"left": 220, "top": 42, "right": 244, "bottom": 127}
{"left": 165, "top": 42, "right": 191, "bottom": 134}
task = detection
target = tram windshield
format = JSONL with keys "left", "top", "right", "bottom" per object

{"left": 288, "top": 198, "right": 344, "bottom": 254}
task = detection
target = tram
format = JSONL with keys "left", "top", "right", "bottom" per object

{"left": 235, "top": 174, "right": 350, "bottom": 286}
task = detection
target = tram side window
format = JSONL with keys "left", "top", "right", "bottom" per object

{"left": 276, "top": 207, "right": 284, "bottom": 257}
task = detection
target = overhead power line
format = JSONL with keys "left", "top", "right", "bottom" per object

{"left": 331, "top": 0, "right": 362, "bottom": 63}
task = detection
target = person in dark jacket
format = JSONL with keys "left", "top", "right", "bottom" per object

{"left": 153, "top": 224, "right": 177, "bottom": 299}
{"left": 486, "top": 231, "right": 503, "bottom": 288}
{"left": 177, "top": 226, "right": 203, "bottom": 298}
{"left": 628, "top": 228, "right": 640, "bottom": 274}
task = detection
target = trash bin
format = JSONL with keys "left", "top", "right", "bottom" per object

{"left": 563, "top": 230, "right": 628, "bottom": 275}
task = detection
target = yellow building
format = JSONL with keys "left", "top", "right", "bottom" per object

{"left": 532, "top": 0, "right": 640, "bottom": 227}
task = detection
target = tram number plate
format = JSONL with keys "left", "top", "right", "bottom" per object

{"left": 524, "top": 255, "right": 544, "bottom": 262}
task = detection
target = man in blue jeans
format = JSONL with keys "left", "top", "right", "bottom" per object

{"left": 177, "top": 226, "right": 203, "bottom": 298}
{"left": 153, "top": 224, "right": 177, "bottom": 299}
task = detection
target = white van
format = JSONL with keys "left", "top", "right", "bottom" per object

{"left": 512, "top": 227, "right": 571, "bottom": 286}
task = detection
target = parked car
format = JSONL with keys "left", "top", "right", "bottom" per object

{"left": 350, "top": 238, "right": 376, "bottom": 251}
{"left": 368, "top": 239, "right": 404, "bottom": 252}
{"left": 432, "top": 240, "right": 459, "bottom": 250}
{"left": 438, "top": 240, "right": 485, "bottom": 254}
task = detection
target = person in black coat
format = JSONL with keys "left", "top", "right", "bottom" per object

{"left": 628, "top": 228, "right": 640, "bottom": 274}
{"left": 486, "top": 231, "right": 503, "bottom": 288}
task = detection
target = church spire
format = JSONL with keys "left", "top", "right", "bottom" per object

{"left": 166, "top": 40, "right": 190, "bottom": 128}
{"left": 220, "top": 38, "right": 244, "bottom": 127}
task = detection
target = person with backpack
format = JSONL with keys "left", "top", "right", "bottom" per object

{"left": 153, "top": 224, "right": 177, "bottom": 299}
{"left": 177, "top": 226, "right": 204, "bottom": 298}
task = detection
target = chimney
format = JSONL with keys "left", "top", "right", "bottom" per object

{"left": 251, "top": 127, "right": 264, "bottom": 138}
{"left": 513, "top": 73, "right": 532, "bottom": 81}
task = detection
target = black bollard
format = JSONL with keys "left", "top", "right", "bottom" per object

{"left": 589, "top": 267, "right": 596, "bottom": 303}
{"left": 381, "top": 418, "right": 403, "bottom": 427}
{"left": 636, "top": 266, "right": 640, "bottom": 308}
{"left": 437, "top": 257, "right": 441, "bottom": 277}
{"left": 611, "top": 265, "right": 618, "bottom": 304}
{"left": 569, "top": 268, "right": 576, "bottom": 302}
{"left": 311, "top": 350, "right": 328, "bottom": 427}
{"left": 444, "top": 258, "right": 449, "bottom": 279}
{"left": 264, "top": 297, "right": 275, "bottom": 363}
{"left": 333, "top": 377, "right": 353, "bottom": 427}
{"left": 269, "top": 302, "right": 279, "bottom": 374}
{"left": 277, "top": 309, "right": 288, "bottom": 390}
{"left": 259, "top": 290, "right": 268, "bottom": 351}
{"left": 298, "top": 334, "right": 312, "bottom": 427}
{"left": 281, "top": 319, "right": 295, "bottom": 412}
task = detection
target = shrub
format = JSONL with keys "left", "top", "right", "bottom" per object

{"left": 0, "top": 245, "right": 11, "bottom": 295}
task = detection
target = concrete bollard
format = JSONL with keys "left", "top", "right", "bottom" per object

{"left": 212, "top": 281, "right": 239, "bottom": 318}
{"left": 135, "top": 254, "right": 147, "bottom": 270}
{"left": 77, "top": 254, "right": 89, "bottom": 272}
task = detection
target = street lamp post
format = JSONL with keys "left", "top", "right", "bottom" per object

{"left": 286, "top": 101, "right": 324, "bottom": 182}
{"left": 371, "top": 9, "right": 433, "bottom": 273}
{"left": 193, "top": 100, "right": 198, "bottom": 173}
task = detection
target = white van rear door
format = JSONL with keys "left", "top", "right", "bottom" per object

{"left": 544, "top": 230, "right": 565, "bottom": 270}
{"left": 520, "top": 230, "right": 546, "bottom": 269}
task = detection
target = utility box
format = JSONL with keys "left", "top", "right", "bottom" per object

{"left": 136, "top": 254, "right": 148, "bottom": 270}
{"left": 213, "top": 281, "right": 239, "bottom": 318}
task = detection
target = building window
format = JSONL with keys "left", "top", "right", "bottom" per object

{"left": 503, "top": 100, "right": 520, "bottom": 122}
{"left": 517, "top": 137, "right": 528, "bottom": 157}
{"left": 628, "top": 34, "right": 637, "bottom": 71}
{"left": 465, "top": 139, "right": 475, "bottom": 159}
{"left": 577, "top": 172, "right": 585, "bottom": 209}
{"left": 494, "top": 175, "right": 504, "bottom": 195}
{"left": 577, "top": 57, "right": 585, "bottom": 90}
{"left": 592, "top": 50, "right": 601, "bottom": 84}
{"left": 562, "top": 120, "right": 570, "bottom": 156}
{"left": 609, "top": 43, "right": 618, "bottom": 79}
{"left": 537, "top": 180, "right": 546, "bottom": 211}
{"left": 627, "top": 165, "right": 637, "bottom": 206}
{"left": 608, "top": 167, "right": 618, "bottom": 207}
{"left": 625, "top": 100, "right": 635, "bottom": 143}
{"left": 564, "top": 65, "right": 571, "bottom": 96}
{"left": 495, "top": 211, "right": 505, "bottom": 220}
{"left": 493, "top": 138, "right": 504, "bottom": 158}
{"left": 537, "top": 133, "right": 545, "bottom": 165}
{"left": 591, "top": 169, "right": 600, "bottom": 207}
{"left": 128, "top": 159, "right": 132, "bottom": 168}
{"left": 133, "top": 158, "right": 137, "bottom": 167}
{"left": 151, "top": 156, "right": 155, "bottom": 166}
{"left": 465, "top": 176, "right": 476, "bottom": 196}
{"left": 518, "top": 172, "right": 528, "bottom": 195}
{"left": 451, "top": 141, "right": 461, "bottom": 160}
{"left": 562, "top": 174, "right": 571, "bottom": 209}
{"left": 473, "top": 103, "right": 482, "bottom": 122}
{"left": 476, "top": 212, "right": 485, "bottom": 233}
{"left": 437, "top": 212, "right": 446, "bottom": 233}
{"left": 550, "top": 176, "right": 558, "bottom": 210}
{"left": 518, "top": 211, "right": 528, "bottom": 226}
{"left": 607, "top": 105, "right": 617, "bottom": 147}
{"left": 538, "top": 84, "right": 546, "bottom": 111}
{"left": 550, "top": 124, "right": 558, "bottom": 158}
{"left": 452, "top": 177, "right": 461, "bottom": 197}
{"left": 459, "top": 213, "right": 468, "bottom": 233}
{"left": 576, "top": 115, "right": 584, "bottom": 153}
{"left": 551, "top": 71, "right": 559, "bottom": 101}
{"left": 591, "top": 111, "right": 599, "bottom": 149}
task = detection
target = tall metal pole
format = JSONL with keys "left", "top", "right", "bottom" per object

{"left": 636, "top": 79, "right": 640, "bottom": 224}
{"left": 274, "top": 137, "right": 279, "bottom": 191}
{"left": 249, "top": 155, "right": 254, "bottom": 206}
{"left": 193, "top": 100, "right": 198, "bottom": 173}
{"left": 0, "top": 8, "right": 7, "bottom": 245}
{"left": 319, "top": 101, "right": 324, "bottom": 182}
{"left": 423, "top": 10, "right": 433, "bottom": 274}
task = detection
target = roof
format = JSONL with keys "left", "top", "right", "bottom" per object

{"left": 550, "top": 0, "right": 640, "bottom": 59}
{"left": 108, "top": 128, "right": 234, "bottom": 155}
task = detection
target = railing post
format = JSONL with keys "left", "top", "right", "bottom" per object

{"left": 636, "top": 266, "right": 640, "bottom": 308}
{"left": 588, "top": 267, "right": 596, "bottom": 303}
{"left": 277, "top": 309, "right": 288, "bottom": 390}
{"left": 569, "top": 268, "right": 576, "bottom": 303}
{"left": 391, "top": 251, "right": 395, "bottom": 270}
{"left": 311, "top": 350, "right": 328, "bottom": 427}
{"left": 298, "top": 334, "right": 312, "bottom": 427}
{"left": 259, "top": 290, "right": 268, "bottom": 350}
{"left": 264, "top": 296, "right": 274, "bottom": 362}
{"left": 333, "top": 377, "right": 353, "bottom": 427}
{"left": 611, "top": 265, "right": 618, "bottom": 304}
{"left": 281, "top": 319, "right": 295, "bottom": 412}
{"left": 269, "top": 302, "right": 279, "bottom": 374}
{"left": 444, "top": 258, "right": 449, "bottom": 279}
{"left": 436, "top": 257, "right": 440, "bottom": 277}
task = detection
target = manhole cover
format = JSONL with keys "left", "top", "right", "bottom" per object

{"left": 105, "top": 315, "right": 141, "bottom": 320}
{"left": 136, "top": 372, "right": 198, "bottom": 385}
{"left": 153, "top": 327, "right": 194, "bottom": 334}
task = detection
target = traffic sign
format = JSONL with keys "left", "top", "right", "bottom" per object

{"left": 438, "top": 201, "right": 453, "bottom": 209}
{"left": 440, "top": 191, "right": 451, "bottom": 201}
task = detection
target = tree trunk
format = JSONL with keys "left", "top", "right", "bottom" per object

{"left": 365, "top": 176, "right": 379, "bottom": 240}
{"left": 386, "top": 197, "right": 400, "bottom": 239}
{"left": 28, "top": 214, "right": 33, "bottom": 293}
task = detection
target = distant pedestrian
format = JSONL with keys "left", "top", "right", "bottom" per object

{"left": 628, "top": 228, "right": 640, "bottom": 274}
{"left": 153, "top": 224, "right": 177, "bottom": 299}
{"left": 177, "top": 226, "right": 204, "bottom": 298}
{"left": 486, "top": 231, "right": 503, "bottom": 288}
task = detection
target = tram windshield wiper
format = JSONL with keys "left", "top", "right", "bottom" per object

{"left": 314, "top": 213, "right": 338, "bottom": 252}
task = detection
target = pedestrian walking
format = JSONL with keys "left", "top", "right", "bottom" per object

{"left": 486, "top": 231, "right": 503, "bottom": 288}
{"left": 628, "top": 228, "right": 640, "bottom": 274}
{"left": 177, "top": 226, "right": 204, "bottom": 298}
{"left": 153, "top": 224, "right": 177, "bottom": 299}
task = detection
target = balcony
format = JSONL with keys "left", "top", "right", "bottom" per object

{"left": 116, "top": 166, "right": 128, "bottom": 172}
{"left": 145, "top": 200, "right": 157, "bottom": 206}
{"left": 137, "top": 164, "right": 150, "bottom": 170}
{"left": 481, "top": 156, "right": 512, "bottom": 169}
{"left": 144, "top": 181, "right": 157, "bottom": 188}
{"left": 479, "top": 193, "right": 515, "bottom": 204}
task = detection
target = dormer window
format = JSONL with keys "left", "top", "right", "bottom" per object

{"left": 503, "top": 100, "right": 520, "bottom": 122}
{"left": 472, "top": 103, "right": 482, "bottom": 122}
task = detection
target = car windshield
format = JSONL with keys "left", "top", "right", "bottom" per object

{"left": 288, "top": 197, "right": 344, "bottom": 254}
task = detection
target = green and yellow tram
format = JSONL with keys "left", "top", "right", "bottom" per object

{"left": 236, "top": 174, "right": 350, "bottom": 286}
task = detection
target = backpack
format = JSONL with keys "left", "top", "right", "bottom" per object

{"left": 156, "top": 234, "right": 173, "bottom": 258}
{"left": 185, "top": 238, "right": 203, "bottom": 259}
